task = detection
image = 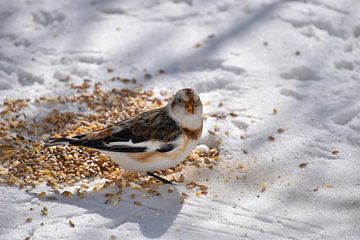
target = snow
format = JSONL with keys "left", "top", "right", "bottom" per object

{"left": 1, "top": 0, "right": 360, "bottom": 239}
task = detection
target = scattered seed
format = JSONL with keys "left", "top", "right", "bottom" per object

{"left": 178, "top": 174, "right": 185, "bottom": 183}
{"left": 38, "top": 192, "right": 46, "bottom": 198}
{"left": 61, "top": 191, "right": 73, "bottom": 198}
{"left": 260, "top": 182, "right": 267, "bottom": 192}
{"left": 186, "top": 181, "right": 197, "bottom": 189}
{"left": 199, "top": 185, "right": 208, "bottom": 191}
{"left": 268, "top": 136, "right": 275, "bottom": 141}
{"left": 69, "top": 219, "right": 75, "bottom": 228}
{"left": 299, "top": 162, "right": 309, "bottom": 168}
{"left": 77, "top": 191, "right": 86, "bottom": 198}
{"left": 194, "top": 43, "right": 202, "bottom": 48}
{"left": 208, "top": 130, "right": 216, "bottom": 135}
{"left": 41, "top": 207, "right": 48, "bottom": 216}
{"left": 322, "top": 183, "right": 334, "bottom": 188}
{"left": 277, "top": 128, "right": 285, "bottom": 133}
{"left": 181, "top": 192, "right": 189, "bottom": 198}
{"left": 332, "top": 150, "right": 339, "bottom": 155}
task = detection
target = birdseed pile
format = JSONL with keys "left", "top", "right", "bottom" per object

{"left": 0, "top": 80, "right": 219, "bottom": 192}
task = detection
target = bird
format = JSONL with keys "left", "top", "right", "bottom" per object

{"left": 45, "top": 88, "right": 203, "bottom": 184}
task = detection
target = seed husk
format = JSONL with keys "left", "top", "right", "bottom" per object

{"left": 69, "top": 219, "right": 75, "bottom": 228}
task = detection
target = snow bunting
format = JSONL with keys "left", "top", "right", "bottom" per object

{"left": 45, "top": 88, "right": 203, "bottom": 180}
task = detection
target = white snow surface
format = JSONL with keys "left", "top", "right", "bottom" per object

{"left": 1, "top": 0, "right": 360, "bottom": 239}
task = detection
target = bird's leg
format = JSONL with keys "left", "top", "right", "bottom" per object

{"left": 147, "top": 172, "right": 173, "bottom": 185}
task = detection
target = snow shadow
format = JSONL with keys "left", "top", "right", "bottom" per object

{"left": 30, "top": 184, "right": 183, "bottom": 238}
{"left": 159, "top": 1, "right": 283, "bottom": 76}
{"left": 130, "top": 0, "right": 285, "bottom": 88}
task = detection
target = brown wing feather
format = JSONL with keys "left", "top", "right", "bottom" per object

{"left": 119, "top": 107, "right": 181, "bottom": 142}
{"left": 66, "top": 107, "right": 182, "bottom": 152}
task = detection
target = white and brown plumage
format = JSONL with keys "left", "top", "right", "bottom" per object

{"left": 45, "top": 88, "right": 203, "bottom": 175}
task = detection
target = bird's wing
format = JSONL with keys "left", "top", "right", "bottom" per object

{"left": 70, "top": 107, "right": 182, "bottom": 153}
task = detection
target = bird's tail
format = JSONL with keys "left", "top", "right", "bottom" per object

{"left": 44, "top": 137, "right": 73, "bottom": 147}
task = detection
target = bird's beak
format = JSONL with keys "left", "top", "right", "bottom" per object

{"left": 186, "top": 100, "right": 195, "bottom": 114}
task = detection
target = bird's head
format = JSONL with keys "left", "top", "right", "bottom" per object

{"left": 167, "top": 88, "right": 203, "bottom": 129}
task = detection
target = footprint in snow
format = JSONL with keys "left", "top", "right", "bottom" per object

{"left": 32, "top": 10, "right": 65, "bottom": 27}
{"left": 334, "top": 60, "right": 354, "bottom": 71}
{"left": 280, "top": 66, "right": 321, "bottom": 81}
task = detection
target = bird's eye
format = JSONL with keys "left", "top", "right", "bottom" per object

{"left": 177, "top": 98, "right": 182, "bottom": 103}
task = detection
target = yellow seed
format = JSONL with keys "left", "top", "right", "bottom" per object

{"left": 61, "top": 191, "right": 73, "bottom": 197}
{"left": 41, "top": 207, "right": 48, "bottom": 216}
{"left": 260, "top": 182, "right": 267, "bottom": 192}
{"left": 38, "top": 192, "right": 46, "bottom": 198}
{"left": 12, "top": 160, "right": 21, "bottom": 167}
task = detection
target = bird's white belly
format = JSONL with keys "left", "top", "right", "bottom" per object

{"left": 101, "top": 138, "right": 198, "bottom": 172}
